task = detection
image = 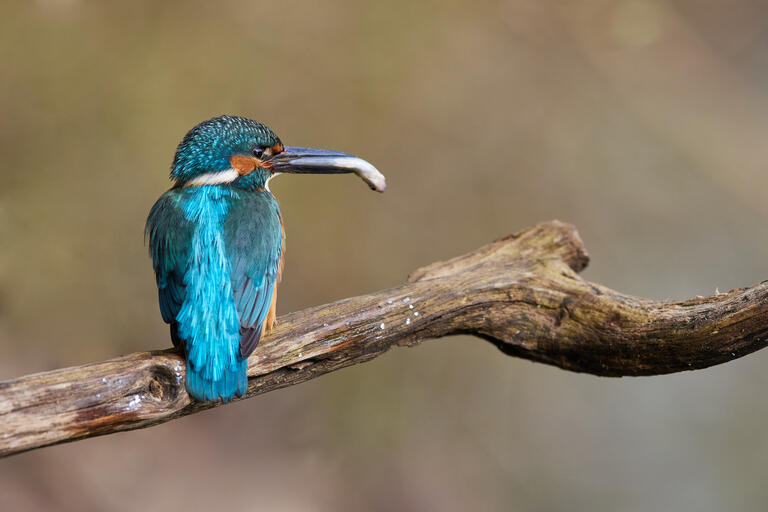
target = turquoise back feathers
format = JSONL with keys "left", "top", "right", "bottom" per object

{"left": 175, "top": 186, "right": 246, "bottom": 401}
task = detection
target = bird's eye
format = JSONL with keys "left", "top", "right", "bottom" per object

{"left": 252, "top": 147, "right": 265, "bottom": 159}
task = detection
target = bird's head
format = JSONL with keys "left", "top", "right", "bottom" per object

{"left": 170, "top": 115, "right": 386, "bottom": 192}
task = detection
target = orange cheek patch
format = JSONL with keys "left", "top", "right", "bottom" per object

{"left": 230, "top": 155, "right": 260, "bottom": 176}
{"left": 271, "top": 143, "right": 284, "bottom": 155}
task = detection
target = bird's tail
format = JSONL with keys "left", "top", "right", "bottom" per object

{"left": 185, "top": 354, "right": 247, "bottom": 403}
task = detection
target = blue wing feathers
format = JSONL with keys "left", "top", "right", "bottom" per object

{"left": 239, "top": 326, "right": 262, "bottom": 359}
{"left": 224, "top": 191, "right": 282, "bottom": 357}
{"left": 146, "top": 191, "right": 192, "bottom": 325}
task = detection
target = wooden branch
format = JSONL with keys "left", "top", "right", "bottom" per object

{"left": 2, "top": 220, "right": 768, "bottom": 458}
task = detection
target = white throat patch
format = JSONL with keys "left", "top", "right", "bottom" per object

{"left": 185, "top": 169, "right": 240, "bottom": 187}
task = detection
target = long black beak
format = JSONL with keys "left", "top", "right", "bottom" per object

{"left": 267, "top": 146, "right": 386, "bottom": 192}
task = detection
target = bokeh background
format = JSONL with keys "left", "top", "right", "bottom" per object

{"left": 2, "top": 0, "right": 768, "bottom": 510}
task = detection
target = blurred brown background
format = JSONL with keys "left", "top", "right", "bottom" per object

{"left": 2, "top": 0, "right": 768, "bottom": 510}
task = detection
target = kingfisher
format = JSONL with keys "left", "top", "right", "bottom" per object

{"left": 146, "top": 115, "right": 385, "bottom": 403}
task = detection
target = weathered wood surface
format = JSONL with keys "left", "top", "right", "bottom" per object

{"left": 2, "top": 220, "right": 768, "bottom": 458}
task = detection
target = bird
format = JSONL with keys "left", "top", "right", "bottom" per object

{"left": 146, "top": 115, "right": 385, "bottom": 403}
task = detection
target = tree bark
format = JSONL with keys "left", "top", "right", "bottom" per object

{"left": 1, "top": 220, "right": 767, "bottom": 458}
